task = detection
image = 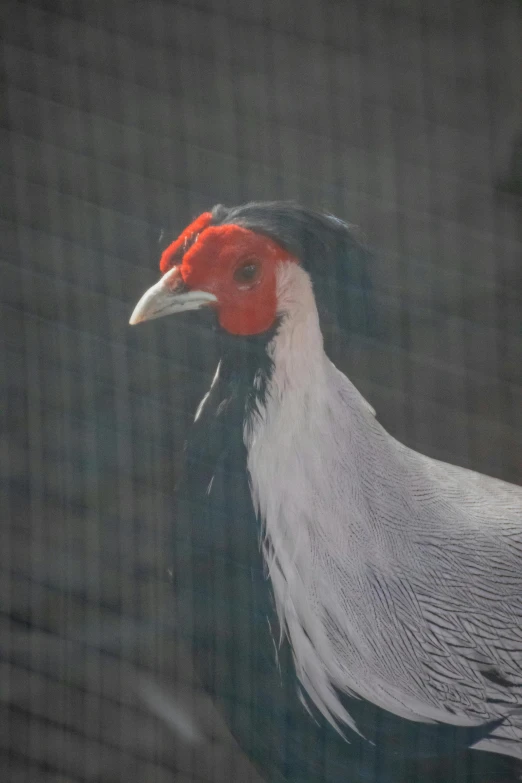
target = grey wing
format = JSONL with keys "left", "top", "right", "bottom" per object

{"left": 399, "top": 452, "right": 522, "bottom": 755}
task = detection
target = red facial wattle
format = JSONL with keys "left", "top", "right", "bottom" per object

{"left": 159, "top": 212, "right": 213, "bottom": 275}
{"left": 159, "top": 220, "right": 298, "bottom": 336}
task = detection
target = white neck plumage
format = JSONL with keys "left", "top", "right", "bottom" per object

{"left": 268, "top": 262, "right": 327, "bottom": 394}
{"left": 244, "top": 262, "right": 378, "bottom": 734}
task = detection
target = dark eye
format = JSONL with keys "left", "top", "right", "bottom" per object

{"left": 233, "top": 259, "right": 261, "bottom": 286}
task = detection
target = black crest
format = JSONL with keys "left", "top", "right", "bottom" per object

{"left": 210, "top": 200, "right": 380, "bottom": 341}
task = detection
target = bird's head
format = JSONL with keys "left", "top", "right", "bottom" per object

{"left": 130, "top": 201, "right": 376, "bottom": 341}
{"left": 130, "top": 209, "right": 297, "bottom": 336}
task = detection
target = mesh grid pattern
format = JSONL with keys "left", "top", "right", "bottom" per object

{"left": 1, "top": 0, "right": 521, "bottom": 780}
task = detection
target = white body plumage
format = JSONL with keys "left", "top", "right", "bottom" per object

{"left": 245, "top": 263, "right": 522, "bottom": 759}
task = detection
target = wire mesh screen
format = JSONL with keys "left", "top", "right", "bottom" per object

{"left": 1, "top": 0, "right": 521, "bottom": 781}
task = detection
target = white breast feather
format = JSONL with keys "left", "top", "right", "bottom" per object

{"left": 244, "top": 263, "right": 522, "bottom": 758}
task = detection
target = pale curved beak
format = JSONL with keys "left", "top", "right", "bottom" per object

{"left": 129, "top": 267, "right": 217, "bottom": 325}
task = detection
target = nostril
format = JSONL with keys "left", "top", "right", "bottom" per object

{"left": 162, "top": 266, "right": 189, "bottom": 293}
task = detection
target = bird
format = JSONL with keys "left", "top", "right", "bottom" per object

{"left": 130, "top": 201, "right": 522, "bottom": 783}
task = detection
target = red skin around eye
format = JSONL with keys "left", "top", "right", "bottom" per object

{"left": 161, "top": 223, "right": 297, "bottom": 336}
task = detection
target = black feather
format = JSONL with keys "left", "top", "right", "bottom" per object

{"left": 211, "top": 201, "right": 380, "bottom": 342}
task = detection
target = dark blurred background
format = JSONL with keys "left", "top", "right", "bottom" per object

{"left": 1, "top": 1, "right": 521, "bottom": 781}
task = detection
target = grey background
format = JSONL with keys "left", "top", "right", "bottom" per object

{"left": 1, "top": 0, "right": 521, "bottom": 781}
